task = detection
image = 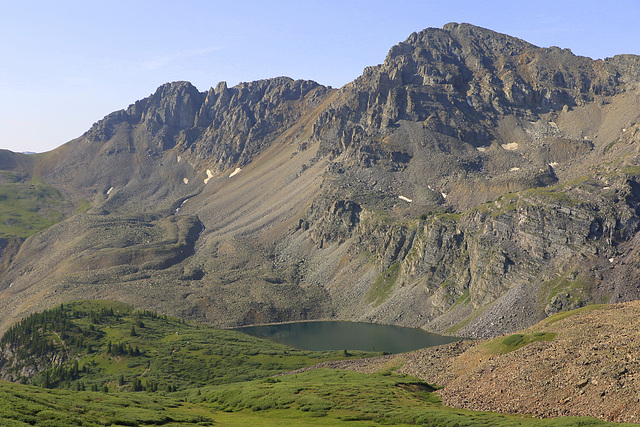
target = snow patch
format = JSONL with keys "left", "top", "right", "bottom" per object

{"left": 476, "top": 146, "right": 487, "bottom": 152}
{"left": 501, "top": 142, "right": 519, "bottom": 151}
{"left": 229, "top": 167, "right": 242, "bottom": 178}
{"left": 204, "top": 169, "right": 214, "bottom": 184}
{"left": 609, "top": 258, "right": 615, "bottom": 263}
{"left": 510, "top": 167, "right": 520, "bottom": 171}
{"left": 398, "top": 195, "right": 412, "bottom": 203}
{"left": 175, "top": 198, "right": 189, "bottom": 215}
{"left": 603, "top": 186, "right": 610, "bottom": 190}
{"left": 441, "top": 192, "right": 448, "bottom": 199}
{"left": 183, "top": 178, "right": 189, "bottom": 184}
{"left": 177, "top": 156, "right": 181, "bottom": 163}
{"left": 106, "top": 187, "right": 113, "bottom": 196}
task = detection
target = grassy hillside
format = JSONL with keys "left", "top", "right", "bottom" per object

{"left": 0, "top": 173, "right": 65, "bottom": 238}
{"left": 0, "top": 300, "right": 631, "bottom": 426}
{"left": 0, "top": 300, "right": 370, "bottom": 392}
{"left": 0, "top": 370, "right": 626, "bottom": 426}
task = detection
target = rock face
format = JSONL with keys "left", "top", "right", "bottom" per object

{"left": 1, "top": 23, "right": 640, "bottom": 338}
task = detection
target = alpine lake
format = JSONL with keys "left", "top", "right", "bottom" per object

{"left": 237, "top": 321, "right": 459, "bottom": 354}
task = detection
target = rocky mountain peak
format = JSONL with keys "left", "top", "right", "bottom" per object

{"left": 308, "top": 23, "right": 634, "bottom": 212}
{"left": 129, "top": 80, "right": 204, "bottom": 129}
{"left": 82, "top": 76, "right": 331, "bottom": 168}
{"left": 3, "top": 23, "right": 640, "bottom": 344}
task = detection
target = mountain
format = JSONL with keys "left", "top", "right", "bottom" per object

{"left": 1, "top": 23, "right": 640, "bottom": 339}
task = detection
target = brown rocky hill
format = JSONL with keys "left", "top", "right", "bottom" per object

{"left": 1, "top": 23, "right": 640, "bottom": 338}
{"left": 314, "top": 302, "right": 640, "bottom": 423}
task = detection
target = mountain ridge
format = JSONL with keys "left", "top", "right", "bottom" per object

{"left": 1, "top": 23, "right": 640, "bottom": 339}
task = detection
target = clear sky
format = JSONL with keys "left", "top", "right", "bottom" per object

{"left": 2, "top": 0, "right": 639, "bottom": 153}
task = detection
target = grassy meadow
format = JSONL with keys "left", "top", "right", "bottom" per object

{"left": 0, "top": 300, "right": 632, "bottom": 426}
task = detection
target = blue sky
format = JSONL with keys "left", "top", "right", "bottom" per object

{"left": 2, "top": 0, "right": 639, "bottom": 153}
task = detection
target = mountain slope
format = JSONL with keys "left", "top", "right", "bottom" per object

{"left": 323, "top": 301, "right": 640, "bottom": 423}
{"left": 1, "top": 23, "right": 640, "bottom": 338}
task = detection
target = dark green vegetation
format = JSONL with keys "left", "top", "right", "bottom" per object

{"left": 0, "top": 301, "right": 633, "bottom": 426}
{"left": 0, "top": 301, "right": 374, "bottom": 392}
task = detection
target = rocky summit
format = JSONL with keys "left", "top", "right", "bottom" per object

{"left": 1, "top": 23, "right": 640, "bottom": 339}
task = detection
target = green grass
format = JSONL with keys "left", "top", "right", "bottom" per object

{"left": 483, "top": 332, "right": 558, "bottom": 354}
{"left": 1, "top": 371, "right": 624, "bottom": 426}
{"left": 0, "top": 175, "right": 65, "bottom": 238}
{"left": 0, "top": 380, "right": 213, "bottom": 426}
{"left": 366, "top": 262, "right": 400, "bottom": 307}
{"left": 75, "top": 198, "right": 91, "bottom": 214}
{"left": 543, "top": 304, "right": 608, "bottom": 326}
{"left": 197, "top": 369, "right": 622, "bottom": 426}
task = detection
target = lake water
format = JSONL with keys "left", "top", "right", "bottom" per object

{"left": 237, "top": 321, "right": 459, "bottom": 354}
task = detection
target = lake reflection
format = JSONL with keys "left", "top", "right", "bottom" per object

{"left": 237, "top": 321, "right": 458, "bottom": 354}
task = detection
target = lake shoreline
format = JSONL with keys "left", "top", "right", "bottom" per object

{"left": 234, "top": 320, "right": 461, "bottom": 354}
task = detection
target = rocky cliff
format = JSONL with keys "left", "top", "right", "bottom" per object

{"left": 1, "top": 23, "right": 640, "bottom": 338}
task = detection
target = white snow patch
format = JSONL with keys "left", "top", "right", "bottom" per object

{"left": 177, "top": 156, "right": 181, "bottom": 163}
{"left": 623, "top": 128, "right": 627, "bottom": 132}
{"left": 603, "top": 186, "right": 610, "bottom": 190}
{"left": 549, "top": 121, "right": 558, "bottom": 129}
{"left": 175, "top": 198, "right": 189, "bottom": 215}
{"left": 476, "top": 146, "right": 487, "bottom": 152}
{"left": 501, "top": 142, "right": 519, "bottom": 151}
{"left": 467, "top": 97, "right": 473, "bottom": 107}
{"left": 183, "top": 178, "right": 189, "bottom": 184}
{"left": 441, "top": 192, "right": 448, "bottom": 199}
{"left": 398, "top": 195, "right": 412, "bottom": 203}
{"left": 229, "top": 167, "right": 242, "bottom": 178}
{"left": 427, "top": 185, "right": 433, "bottom": 191}
{"left": 510, "top": 167, "right": 520, "bottom": 171}
{"left": 549, "top": 162, "right": 559, "bottom": 168}
{"left": 204, "top": 169, "right": 214, "bottom": 184}
{"left": 609, "top": 258, "right": 615, "bottom": 263}
{"left": 106, "top": 187, "right": 113, "bottom": 196}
